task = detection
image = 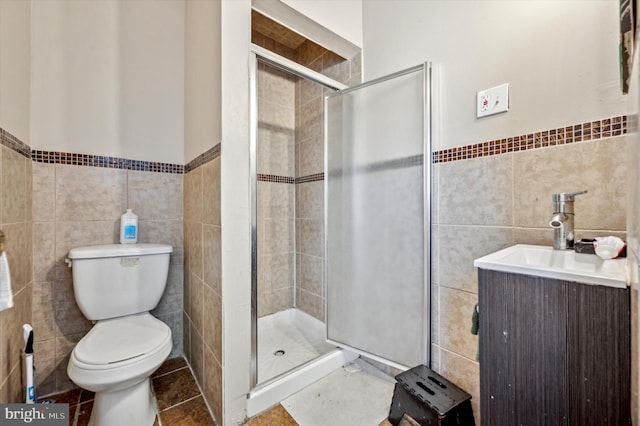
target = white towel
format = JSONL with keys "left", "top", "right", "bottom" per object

{"left": 0, "top": 252, "right": 13, "bottom": 311}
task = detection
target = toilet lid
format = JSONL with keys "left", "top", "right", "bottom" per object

{"left": 74, "top": 313, "right": 171, "bottom": 366}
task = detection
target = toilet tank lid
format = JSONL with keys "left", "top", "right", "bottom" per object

{"left": 69, "top": 243, "right": 173, "bottom": 259}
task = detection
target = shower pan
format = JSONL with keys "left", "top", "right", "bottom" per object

{"left": 248, "top": 44, "right": 432, "bottom": 416}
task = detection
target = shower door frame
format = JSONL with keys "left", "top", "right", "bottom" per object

{"left": 323, "top": 63, "right": 433, "bottom": 370}
{"left": 249, "top": 44, "right": 348, "bottom": 389}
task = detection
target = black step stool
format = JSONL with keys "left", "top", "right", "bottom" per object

{"left": 388, "top": 365, "right": 475, "bottom": 426}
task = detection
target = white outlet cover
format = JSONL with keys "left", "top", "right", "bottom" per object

{"left": 477, "top": 83, "right": 509, "bottom": 118}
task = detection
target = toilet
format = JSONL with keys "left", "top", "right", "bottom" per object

{"left": 66, "top": 243, "right": 173, "bottom": 426}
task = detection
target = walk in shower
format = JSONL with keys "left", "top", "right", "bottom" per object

{"left": 252, "top": 52, "right": 339, "bottom": 384}
{"left": 248, "top": 41, "right": 433, "bottom": 415}
{"left": 248, "top": 45, "right": 359, "bottom": 414}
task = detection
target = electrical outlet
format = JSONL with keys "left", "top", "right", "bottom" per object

{"left": 477, "top": 83, "right": 509, "bottom": 118}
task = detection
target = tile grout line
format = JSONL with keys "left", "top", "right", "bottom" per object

{"left": 153, "top": 365, "right": 188, "bottom": 380}
{"left": 159, "top": 393, "right": 203, "bottom": 414}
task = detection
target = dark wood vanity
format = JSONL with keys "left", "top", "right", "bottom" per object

{"left": 478, "top": 269, "right": 630, "bottom": 426}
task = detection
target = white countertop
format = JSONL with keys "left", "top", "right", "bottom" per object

{"left": 474, "top": 244, "right": 627, "bottom": 288}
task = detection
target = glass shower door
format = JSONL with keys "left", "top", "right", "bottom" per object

{"left": 325, "top": 64, "right": 431, "bottom": 369}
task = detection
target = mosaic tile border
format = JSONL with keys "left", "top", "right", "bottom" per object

{"left": 433, "top": 115, "right": 627, "bottom": 163}
{"left": 32, "top": 150, "right": 184, "bottom": 173}
{"left": 0, "top": 114, "right": 628, "bottom": 173}
{"left": 1, "top": 127, "right": 191, "bottom": 174}
{"left": 184, "top": 143, "right": 221, "bottom": 173}
{"left": 258, "top": 174, "right": 295, "bottom": 184}
{"left": 0, "top": 128, "right": 31, "bottom": 159}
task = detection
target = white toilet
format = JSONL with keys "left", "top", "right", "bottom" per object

{"left": 66, "top": 243, "right": 173, "bottom": 426}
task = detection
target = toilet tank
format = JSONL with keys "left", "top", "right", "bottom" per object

{"left": 68, "top": 244, "right": 173, "bottom": 321}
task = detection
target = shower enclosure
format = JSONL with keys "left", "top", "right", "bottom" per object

{"left": 325, "top": 64, "right": 432, "bottom": 369}
{"left": 248, "top": 44, "right": 432, "bottom": 414}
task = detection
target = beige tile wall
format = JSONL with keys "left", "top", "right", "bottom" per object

{"left": 431, "top": 135, "right": 628, "bottom": 419}
{"left": 257, "top": 62, "right": 296, "bottom": 318}
{"left": 293, "top": 42, "right": 361, "bottom": 321}
{"left": 0, "top": 145, "right": 33, "bottom": 402}
{"left": 252, "top": 26, "right": 362, "bottom": 324}
{"left": 183, "top": 156, "right": 222, "bottom": 422}
{"left": 32, "top": 164, "right": 184, "bottom": 396}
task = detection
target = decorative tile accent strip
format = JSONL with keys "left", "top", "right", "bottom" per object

{"left": 0, "top": 128, "right": 31, "bottom": 159}
{"left": 32, "top": 150, "right": 184, "bottom": 174}
{"left": 432, "top": 115, "right": 627, "bottom": 164}
{"left": 258, "top": 174, "right": 295, "bottom": 184}
{"left": 184, "top": 143, "right": 221, "bottom": 173}
{"left": 296, "top": 173, "right": 324, "bottom": 184}
{"left": 4, "top": 114, "right": 627, "bottom": 172}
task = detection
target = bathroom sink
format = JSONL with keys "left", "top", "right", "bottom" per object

{"left": 473, "top": 244, "right": 627, "bottom": 288}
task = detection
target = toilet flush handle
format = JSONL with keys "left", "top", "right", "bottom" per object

{"left": 65, "top": 258, "right": 72, "bottom": 268}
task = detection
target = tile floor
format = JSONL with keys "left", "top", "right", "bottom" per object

{"left": 44, "top": 357, "right": 397, "bottom": 426}
{"left": 43, "top": 357, "right": 215, "bottom": 426}
{"left": 248, "top": 359, "right": 396, "bottom": 426}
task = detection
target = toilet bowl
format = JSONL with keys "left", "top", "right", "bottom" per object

{"left": 68, "top": 313, "right": 172, "bottom": 426}
{"left": 66, "top": 243, "right": 173, "bottom": 426}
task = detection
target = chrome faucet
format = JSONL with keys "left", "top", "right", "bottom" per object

{"left": 549, "top": 190, "right": 587, "bottom": 250}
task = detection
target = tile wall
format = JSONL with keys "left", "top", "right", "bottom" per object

{"left": 32, "top": 159, "right": 184, "bottom": 396}
{"left": 253, "top": 31, "right": 361, "bottom": 322}
{"left": 0, "top": 130, "right": 33, "bottom": 402}
{"left": 257, "top": 62, "right": 296, "bottom": 318}
{"left": 0, "top": 126, "right": 185, "bottom": 402}
{"left": 183, "top": 146, "right": 222, "bottom": 422}
{"left": 431, "top": 121, "right": 628, "bottom": 418}
{"left": 293, "top": 44, "right": 360, "bottom": 322}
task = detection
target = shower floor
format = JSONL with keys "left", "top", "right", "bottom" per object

{"left": 258, "top": 308, "right": 336, "bottom": 384}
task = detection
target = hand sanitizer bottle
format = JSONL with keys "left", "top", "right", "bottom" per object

{"left": 120, "top": 209, "right": 138, "bottom": 244}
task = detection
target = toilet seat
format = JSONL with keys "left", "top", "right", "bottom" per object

{"left": 68, "top": 313, "right": 172, "bottom": 393}
{"left": 74, "top": 313, "right": 171, "bottom": 368}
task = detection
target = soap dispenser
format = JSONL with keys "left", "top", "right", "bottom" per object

{"left": 120, "top": 209, "right": 138, "bottom": 244}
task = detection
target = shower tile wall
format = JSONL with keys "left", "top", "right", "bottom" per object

{"left": 31, "top": 163, "right": 184, "bottom": 396}
{"left": 257, "top": 62, "right": 296, "bottom": 318}
{"left": 0, "top": 133, "right": 33, "bottom": 402}
{"left": 254, "top": 22, "right": 362, "bottom": 322}
{"left": 183, "top": 150, "right": 222, "bottom": 422}
{"left": 431, "top": 132, "right": 628, "bottom": 418}
{"left": 294, "top": 47, "right": 325, "bottom": 322}
{"left": 294, "top": 42, "right": 361, "bottom": 322}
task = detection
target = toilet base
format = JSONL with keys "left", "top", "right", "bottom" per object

{"left": 88, "top": 378, "right": 156, "bottom": 426}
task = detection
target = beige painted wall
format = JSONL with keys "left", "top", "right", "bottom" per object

{"left": 185, "top": 0, "right": 222, "bottom": 164}
{"left": 363, "top": 0, "right": 627, "bottom": 150}
{"left": 30, "top": 0, "right": 185, "bottom": 164}
{"left": 281, "top": 0, "right": 363, "bottom": 48}
{"left": 0, "top": 0, "right": 31, "bottom": 143}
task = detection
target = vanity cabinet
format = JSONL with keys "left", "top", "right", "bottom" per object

{"left": 478, "top": 269, "right": 630, "bottom": 426}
